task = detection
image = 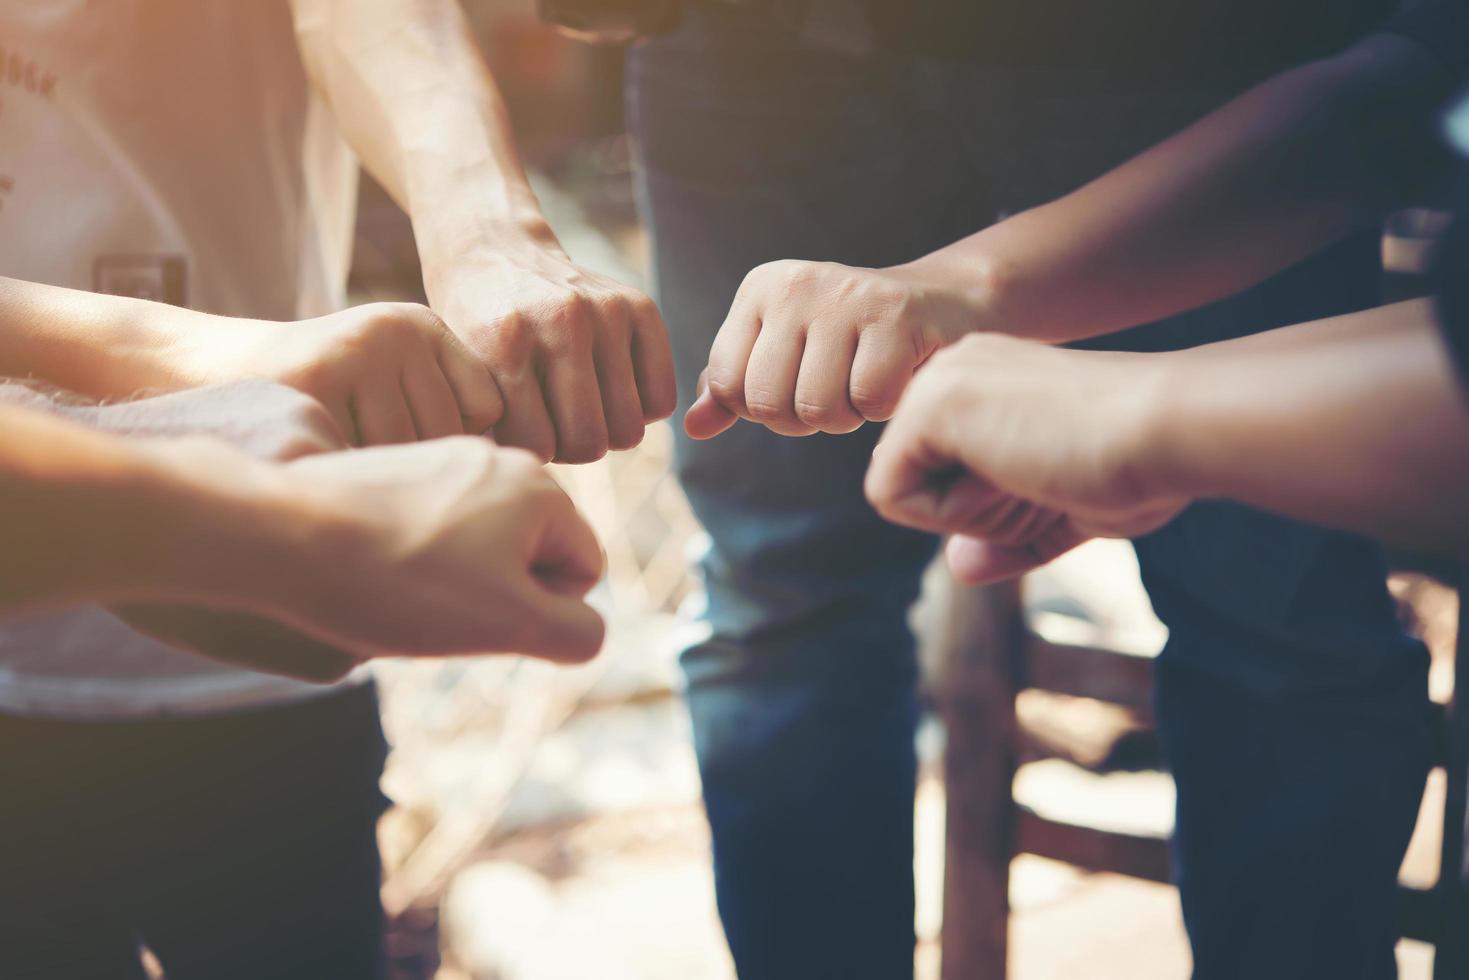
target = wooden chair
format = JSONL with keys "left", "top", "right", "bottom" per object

{"left": 934, "top": 575, "right": 1465, "bottom": 979}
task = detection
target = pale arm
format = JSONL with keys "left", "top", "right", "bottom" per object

{"left": 865, "top": 301, "right": 1469, "bottom": 583}
{"left": 0, "top": 402, "right": 606, "bottom": 664}
{"left": 914, "top": 34, "right": 1458, "bottom": 343}
{"left": 692, "top": 31, "right": 1462, "bottom": 438}
{"left": 291, "top": 0, "right": 676, "bottom": 462}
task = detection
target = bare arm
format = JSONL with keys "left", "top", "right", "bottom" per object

{"left": 291, "top": 0, "right": 676, "bottom": 462}
{"left": 865, "top": 301, "right": 1469, "bottom": 583}
{"left": 0, "top": 401, "right": 606, "bottom": 665}
{"left": 691, "top": 31, "right": 1460, "bottom": 438}
{"left": 915, "top": 34, "right": 1455, "bottom": 343}
{"left": 0, "top": 275, "right": 501, "bottom": 446}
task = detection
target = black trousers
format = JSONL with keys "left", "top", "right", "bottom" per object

{"left": 0, "top": 682, "right": 389, "bottom": 980}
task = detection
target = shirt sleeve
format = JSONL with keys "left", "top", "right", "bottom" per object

{"left": 1380, "top": 0, "right": 1469, "bottom": 84}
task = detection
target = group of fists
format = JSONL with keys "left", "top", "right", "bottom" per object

{"left": 148, "top": 253, "right": 1174, "bottom": 681}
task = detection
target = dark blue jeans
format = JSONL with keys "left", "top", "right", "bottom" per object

{"left": 628, "top": 9, "right": 1432, "bottom": 978}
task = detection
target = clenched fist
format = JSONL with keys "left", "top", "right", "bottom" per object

{"left": 864, "top": 334, "right": 1187, "bottom": 583}
{"left": 429, "top": 247, "right": 677, "bottom": 463}
{"left": 180, "top": 302, "right": 504, "bottom": 447}
{"left": 278, "top": 438, "right": 607, "bottom": 661}
{"left": 686, "top": 258, "right": 986, "bottom": 439}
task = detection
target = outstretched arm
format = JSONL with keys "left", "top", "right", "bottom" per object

{"left": 690, "top": 27, "right": 1462, "bottom": 438}
{"left": 291, "top": 0, "right": 676, "bottom": 462}
{"left": 865, "top": 300, "right": 1469, "bottom": 583}
{"left": 1, "top": 401, "right": 607, "bottom": 672}
{"left": 0, "top": 275, "right": 502, "bottom": 446}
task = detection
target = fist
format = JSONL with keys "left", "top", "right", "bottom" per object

{"left": 431, "top": 250, "right": 677, "bottom": 464}
{"left": 188, "top": 302, "right": 504, "bottom": 447}
{"left": 865, "top": 334, "right": 1186, "bottom": 583}
{"left": 283, "top": 438, "right": 608, "bottom": 662}
{"left": 687, "top": 259, "right": 983, "bottom": 440}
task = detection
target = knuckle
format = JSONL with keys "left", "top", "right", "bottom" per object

{"left": 706, "top": 370, "right": 745, "bottom": 405}
{"left": 743, "top": 387, "right": 790, "bottom": 422}
{"left": 555, "top": 436, "right": 609, "bottom": 465}
{"left": 849, "top": 382, "right": 899, "bottom": 419}
{"left": 627, "top": 292, "right": 661, "bottom": 323}
{"left": 793, "top": 397, "right": 846, "bottom": 429}
{"left": 606, "top": 417, "right": 646, "bottom": 452}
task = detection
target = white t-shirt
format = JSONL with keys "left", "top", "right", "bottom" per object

{"left": 0, "top": 1, "right": 366, "bottom": 719}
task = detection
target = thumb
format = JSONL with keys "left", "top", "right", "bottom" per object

{"left": 684, "top": 368, "right": 739, "bottom": 440}
{"left": 516, "top": 588, "right": 608, "bottom": 663}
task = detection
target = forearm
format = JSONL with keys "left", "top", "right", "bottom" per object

{"left": 915, "top": 34, "right": 1455, "bottom": 344}
{"left": 291, "top": 0, "right": 555, "bottom": 292}
{"left": 1149, "top": 300, "right": 1469, "bottom": 551}
{"left": 0, "top": 277, "right": 230, "bottom": 400}
{"left": 0, "top": 406, "right": 305, "bottom": 615}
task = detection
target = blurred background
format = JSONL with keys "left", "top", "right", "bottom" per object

{"left": 345, "top": 5, "right": 1460, "bottom": 978}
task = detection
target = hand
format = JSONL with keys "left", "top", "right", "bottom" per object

{"left": 181, "top": 302, "right": 504, "bottom": 447}
{"left": 264, "top": 438, "right": 607, "bottom": 662}
{"left": 72, "top": 380, "right": 347, "bottom": 460}
{"left": 686, "top": 259, "right": 985, "bottom": 439}
{"left": 428, "top": 247, "right": 676, "bottom": 463}
{"left": 864, "top": 334, "right": 1188, "bottom": 583}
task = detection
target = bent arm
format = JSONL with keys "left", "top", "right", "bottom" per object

{"left": 920, "top": 33, "right": 1460, "bottom": 343}
{"left": 0, "top": 276, "right": 224, "bottom": 400}
{"left": 1148, "top": 299, "right": 1469, "bottom": 551}
{"left": 289, "top": 0, "right": 553, "bottom": 283}
{"left": 0, "top": 405, "right": 298, "bottom": 614}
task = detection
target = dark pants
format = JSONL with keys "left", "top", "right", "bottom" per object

{"left": 627, "top": 9, "right": 1432, "bottom": 978}
{"left": 0, "top": 683, "right": 389, "bottom": 980}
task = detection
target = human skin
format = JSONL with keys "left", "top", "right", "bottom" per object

{"left": 0, "top": 277, "right": 502, "bottom": 447}
{"left": 685, "top": 33, "right": 1457, "bottom": 439}
{"left": 291, "top": 0, "right": 677, "bottom": 462}
{"left": 0, "top": 394, "right": 606, "bottom": 680}
{"left": 864, "top": 301, "right": 1469, "bottom": 583}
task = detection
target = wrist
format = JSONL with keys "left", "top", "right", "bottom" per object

{"left": 123, "top": 441, "right": 330, "bottom": 614}
{"left": 413, "top": 190, "right": 561, "bottom": 294}
{"left": 1130, "top": 350, "right": 1220, "bottom": 503}
{"left": 889, "top": 246, "right": 1018, "bottom": 343}
{"left": 420, "top": 231, "right": 566, "bottom": 308}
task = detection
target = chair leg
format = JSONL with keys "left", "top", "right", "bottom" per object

{"left": 1433, "top": 687, "right": 1468, "bottom": 980}
{"left": 938, "top": 579, "right": 1026, "bottom": 980}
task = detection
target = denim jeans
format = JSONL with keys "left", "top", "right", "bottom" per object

{"left": 627, "top": 9, "right": 1432, "bottom": 977}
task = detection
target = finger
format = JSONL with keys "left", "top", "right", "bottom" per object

{"left": 629, "top": 298, "right": 677, "bottom": 422}
{"left": 866, "top": 427, "right": 972, "bottom": 530}
{"left": 704, "top": 298, "right": 762, "bottom": 418}
{"left": 595, "top": 320, "right": 647, "bottom": 452}
{"left": 114, "top": 604, "right": 358, "bottom": 683}
{"left": 684, "top": 368, "right": 740, "bottom": 440}
{"left": 744, "top": 319, "right": 816, "bottom": 436}
{"left": 850, "top": 326, "right": 923, "bottom": 422}
{"left": 794, "top": 321, "right": 863, "bottom": 434}
{"left": 530, "top": 494, "right": 606, "bottom": 593}
{"left": 317, "top": 394, "right": 359, "bottom": 450}
{"left": 545, "top": 349, "right": 611, "bottom": 464}
{"left": 492, "top": 372, "right": 559, "bottom": 462}
{"left": 351, "top": 380, "right": 418, "bottom": 446}
{"left": 436, "top": 333, "right": 505, "bottom": 434}
{"left": 515, "top": 589, "right": 607, "bottom": 663}
{"left": 945, "top": 521, "right": 1090, "bottom": 584}
{"left": 401, "top": 353, "right": 466, "bottom": 441}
